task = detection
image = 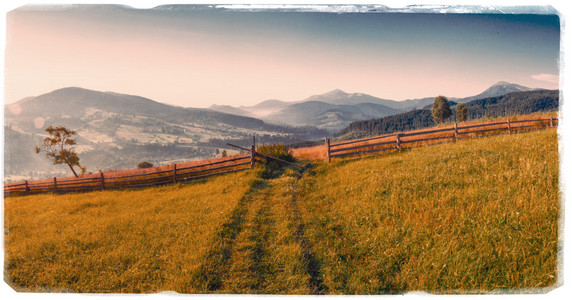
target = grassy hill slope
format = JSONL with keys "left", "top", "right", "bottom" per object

{"left": 297, "top": 128, "right": 559, "bottom": 293}
{"left": 4, "top": 129, "right": 559, "bottom": 293}
{"left": 5, "top": 172, "right": 257, "bottom": 292}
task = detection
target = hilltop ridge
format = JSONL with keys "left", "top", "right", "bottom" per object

{"left": 4, "top": 82, "right": 554, "bottom": 181}
{"left": 209, "top": 81, "right": 544, "bottom": 131}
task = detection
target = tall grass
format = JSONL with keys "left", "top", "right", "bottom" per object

{"left": 4, "top": 129, "right": 559, "bottom": 294}
{"left": 296, "top": 129, "right": 559, "bottom": 293}
{"left": 4, "top": 171, "right": 257, "bottom": 292}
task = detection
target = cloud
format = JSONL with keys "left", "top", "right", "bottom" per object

{"left": 531, "top": 73, "right": 559, "bottom": 84}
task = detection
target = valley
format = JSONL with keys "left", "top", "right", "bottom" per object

{"left": 3, "top": 81, "right": 555, "bottom": 181}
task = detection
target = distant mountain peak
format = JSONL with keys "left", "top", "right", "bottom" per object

{"left": 459, "top": 81, "right": 533, "bottom": 103}
{"left": 53, "top": 86, "right": 85, "bottom": 91}
{"left": 488, "top": 81, "right": 531, "bottom": 89}
{"left": 317, "top": 89, "right": 350, "bottom": 98}
{"left": 49, "top": 86, "right": 94, "bottom": 94}
{"left": 324, "top": 89, "right": 348, "bottom": 96}
{"left": 305, "top": 89, "right": 350, "bottom": 102}
{"left": 483, "top": 81, "right": 531, "bottom": 92}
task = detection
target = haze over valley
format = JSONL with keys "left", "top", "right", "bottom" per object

{"left": 3, "top": 5, "right": 560, "bottom": 181}
{"left": 4, "top": 81, "right": 554, "bottom": 181}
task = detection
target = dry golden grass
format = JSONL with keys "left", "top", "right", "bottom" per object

{"left": 215, "top": 174, "right": 313, "bottom": 294}
{"left": 290, "top": 144, "right": 328, "bottom": 162}
{"left": 4, "top": 128, "right": 559, "bottom": 294}
{"left": 4, "top": 171, "right": 257, "bottom": 292}
{"left": 296, "top": 128, "right": 559, "bottom": 293}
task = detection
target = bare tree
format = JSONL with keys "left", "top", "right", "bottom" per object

{"left": 35, "top": 126, "right": 86, "bottom": 177}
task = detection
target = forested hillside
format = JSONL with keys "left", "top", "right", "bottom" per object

{"left": 336, "top": 89, "right": 558, "bottom": 139}
{"left": 464, "top": 89, "right": 559, "bottom": 119}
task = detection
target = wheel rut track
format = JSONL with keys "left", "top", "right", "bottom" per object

{"left": 285, "top": 177, "right": 328, "bottom": 295}
{"left": 223, "top": 184, "right": 275, "bottom": 292}
{"left": 189, "top": 179, "right": 269, "bottom": 292}
{"left": 190, "top": 167, "right": 327, "bottom": 294}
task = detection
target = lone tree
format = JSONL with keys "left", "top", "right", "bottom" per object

{"left": 432, "top": 95, "right": 453, "bottom": 124}
{"left": 34, "top": 125, "right": 86, "bottom": 177}
{"left": 456, "top": 103, "right": 468, "bottom": 122}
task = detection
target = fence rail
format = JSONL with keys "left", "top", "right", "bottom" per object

{"left": 5, "top": 150, "right": 256, "bottom": 197}
{"left": 4, "top": 117, "right": 558, "bottom": 196}
{"left": 325, "top": 117, "right": 558, "bottom": 162}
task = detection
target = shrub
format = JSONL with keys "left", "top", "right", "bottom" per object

{"left": 256, "top": 144, "right": 295, "bottom": 162}
{"left": 137, "top": 161, "right": 154, "bottom": 169}
{"left": 256, "top": 144, "right": 296, "bottom": 179}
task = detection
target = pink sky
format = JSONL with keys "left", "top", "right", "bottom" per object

{"left": 3, "top": 4, "right": 560, "bottom": 107}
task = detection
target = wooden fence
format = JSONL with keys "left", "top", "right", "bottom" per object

{"left": 4, "top": 149, "right": 257, "bottom": 197}
{"left": 325, "top": 117, "right": 558, "bottom": 162}
{"left": 4, "top": 117, "right": 558, "bottom": 196}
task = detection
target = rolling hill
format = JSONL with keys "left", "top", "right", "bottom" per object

{"left": 460, "top": 81, "right": 533, "bottom": 102}
{"left": 3, "top": 82, "right": 553, "bottom": 181}
{"left": 4, "top": 128, "right": 559, "bottom": 293}
{"left": 209, "top": 81, "right": 542, "bottom": 131}
{"left": 4, "top": 87, "right": 327, "bottom": 180}
{"left": 336, "top": 89, "right": 559, "bottom": 139}
{"left": 261, "top": 100, "right": 402, "bottom": 131}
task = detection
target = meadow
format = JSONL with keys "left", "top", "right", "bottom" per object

{"left": 4, "top": 172, "right": 257, "bottom": 292}
{"left": 296, "top": 128, "right": 559, "bottom": 293}
{"left": 4, "top": 128, "right": 559, "bottom": 294}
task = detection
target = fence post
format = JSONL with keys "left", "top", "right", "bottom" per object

{"left": 325, "top": 137, "right": 331, "bottom": 163}
{"left": 53, "top": 177, "right": 58, "bottom": 193}
{"left": 550, "top": 117, "right": 554, "bottom": 128}
{"left": 173, "top": 164, "right": 178, "bottom": 183}
{"left": 250, "top": 145, "right": 256, "bottom": 169}
{"left": 454, "top": 122, "right": 458, "bottom": 141}
{"left": 25, "top": 180, "right": 30, "bottom": 196}
{"left": 507, "top": 119, "right": 512, "bottom": 134}
{"left": 396, "top": 133, "right": 402, "bottom": 150}
{"left": 100, "top": 172, "right": 105, "bottom": 191}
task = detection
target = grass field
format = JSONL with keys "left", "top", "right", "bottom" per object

{"left": 4, "top": 172, "right": 257, "bottom": 292}
{"left": 296, "top": 128, "right": 559, "bottom": 293}
{"left": 4, "top": 128, "right": 560, "bottom": 294}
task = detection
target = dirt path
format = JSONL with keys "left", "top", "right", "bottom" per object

{"left": 189, "top": 169, "right": 326, "bottom": 294}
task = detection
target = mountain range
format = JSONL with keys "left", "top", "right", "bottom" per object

{"left": 4, "top": 87, "right": 326, "bottom": 181}
{"left": 209, "top": 81, "right": 534, "bottom": 131}
{"left": 337, "top": 89, "right": 559, "bottom": 140}
{"left": 4, "top": 81, "right": 543, "bottom": 181}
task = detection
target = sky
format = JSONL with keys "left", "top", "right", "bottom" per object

{"left": 1, "top": 3, "right": 572, "bottom": 300}
{"left": 2, "top": 2, "right": 562, "bottom": 108}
